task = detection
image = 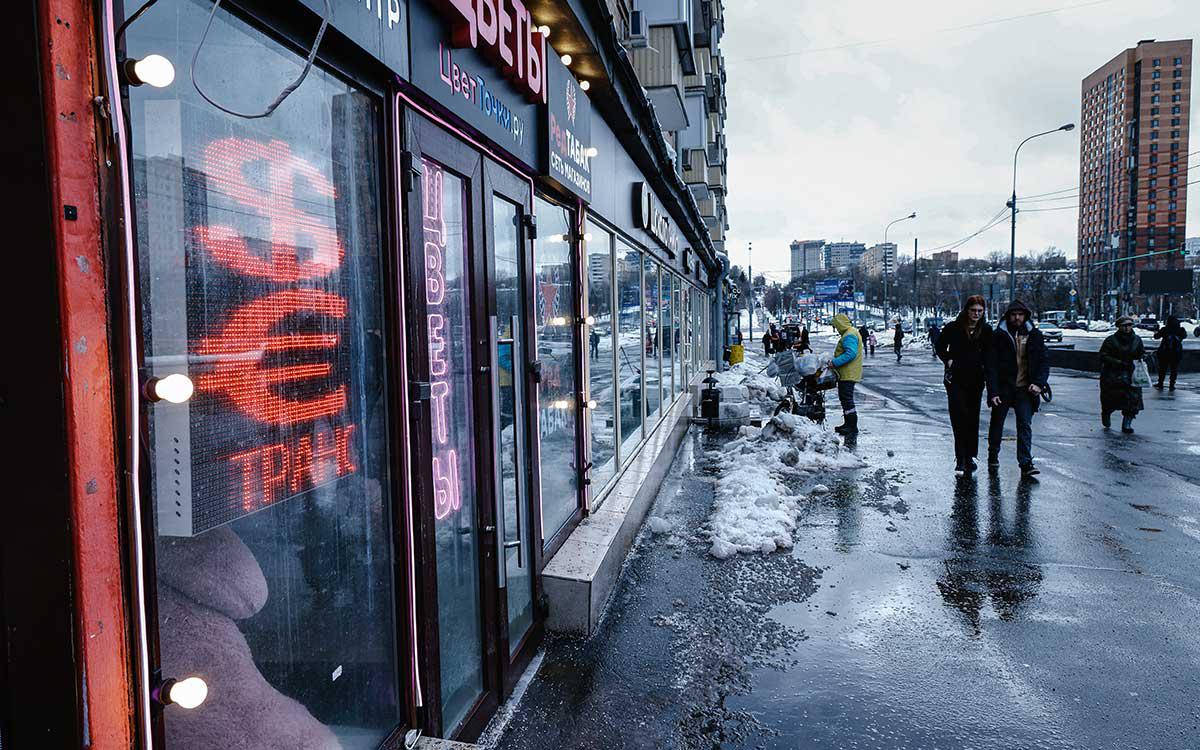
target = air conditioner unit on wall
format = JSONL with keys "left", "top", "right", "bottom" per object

{"left": 628, "top": 10, "right": 649, "bottom": 47}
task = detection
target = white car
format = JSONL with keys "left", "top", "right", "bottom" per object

{"left": 1087, "top": 320, "right": 1114, "bottom": 333}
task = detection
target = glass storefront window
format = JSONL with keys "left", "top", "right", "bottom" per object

{"left": 534, "top": 197, "right": 579, "bottom": 541}
{"left": 616, "top": 244, "right": 643, "bottom": 460}
{"left": 643, "top": 258, "right": 661, "bottom": 425}
{"left": 674, "top": 277, "right": 684, "bottom": 397}
{"left": 127, "top": 1, "right": 398, "bottom": 747}
{"left": 586, "top": 223, "right": 617, "bottom": 495}
{"left": 659, "top": 270, "right": 672, "bottom": 407}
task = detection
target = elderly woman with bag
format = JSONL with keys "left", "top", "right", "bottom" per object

{"left": 1099, "top": 316, "right": 1146, "bottom": 434}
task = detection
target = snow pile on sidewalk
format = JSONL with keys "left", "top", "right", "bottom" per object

{"left": 706, "top": 413, "right": 864, "bottom": 560}
{"left": 713, "top": 360, "right": 788, "bottom": 415}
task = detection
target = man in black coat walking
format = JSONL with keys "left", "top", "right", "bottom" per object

{"left": 985, "top": 300, "right": 1049, "bottom": 478}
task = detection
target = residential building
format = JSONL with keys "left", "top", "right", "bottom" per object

{"left": 790, "top": 239, "right": 825, "bottom": 278}
{"left": 825, "top": 241, "right": 867, "bottom": 270}
{"left": 930, "top": 249, "right": 960, "bottom": 266}
{"left": 10, "top": 0, "right": 728, "bottom": 745}
{"left": 1077, "top": 38, "right": 1192, "bottom": 318}
{"left": 636, "top": 0, "right": 730, "bottom": 255}
{"left": 861, "top": 242, "right": 898, "bottom": 278}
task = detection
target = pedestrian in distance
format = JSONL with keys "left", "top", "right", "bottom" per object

{"left": 1153, "top": 315, "right": 1187, "bottom": 391}
{"left": 894, "top": 323, "right": 904, "bottom": 362}
{"left": 985, "top": 300, "right": 1049, "bottom": 478}
{"left": 798, "top": 325, "right": 811, "bottom": 353}
{"left": 828, "top": 313, "right": 864, "bottom": 435}
{"left": 858, "top": 324, "right": 870, "bottom": 349}
{"left": 868, "top": 330, "right": 877, "bottom": 357}
{"left": 928, "top": 322, "right": 942, "bottom": 358}
{"left": 590, "top": 328, "right": 600, "bottom": 360}
{"left": 937, "top": 295, "right": 993, "bottom": 475}
{"left": 1099, "top": 316, "right": 1145, "bottom": 433}
{"left": 763, "top": 325, "right": 775, "bottom": 356}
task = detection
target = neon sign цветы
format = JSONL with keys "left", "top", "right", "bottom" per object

{"left": 431, "top": 0, "right": 548, "bottom": 104}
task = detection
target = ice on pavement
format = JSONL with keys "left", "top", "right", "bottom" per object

{"left": 705, "top": 411, "right": 864, "bottom": 560}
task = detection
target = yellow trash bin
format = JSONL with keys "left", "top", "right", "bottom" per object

{"left": 729, "top": 344, "right": 744, "bottom": 365}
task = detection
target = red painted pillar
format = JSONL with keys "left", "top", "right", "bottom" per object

{"left": 38, "top": 0, "right": 136, "bottom": 745}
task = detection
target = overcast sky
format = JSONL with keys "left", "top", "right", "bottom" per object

{"left": 721, "top": 0, "right": 1200, "bottom": 283}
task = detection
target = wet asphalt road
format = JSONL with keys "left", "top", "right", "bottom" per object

{"left": 488, "top": 348, "right": 1200, "bottom": 750}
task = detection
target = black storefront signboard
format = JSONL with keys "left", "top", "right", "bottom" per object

{"left": 298, "top": 0, "right": 410, "bottom": 79}
{"left": 542, "top": 50, "right": 592, "bottom": 201}
{"left": 407, "top": 0, "right": 543, "bottom": 170}
{"left": 633, "top": 181, "right": 680, "bottom": 257}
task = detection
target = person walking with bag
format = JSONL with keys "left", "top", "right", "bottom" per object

{"left": 1153, "top": 315, "right": 1187, "bottom": 390}
{"left": 868, "top": 330, "right": 877, "bottom": 357}
{"left": 828, "top": 313, "right": 864, "bottom": 435}
{"left": 936, "top": 295, "right": 992, "bottom": 475}
{"left": 985, "top": 300, "right": 1049, "bottom": 478}
{"left": 1099, "top": 316, "right": 1146, "bottom": 433}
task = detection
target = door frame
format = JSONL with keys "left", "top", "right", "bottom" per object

{"left": 401, "top": 109, "right": 546, "bottom": 740}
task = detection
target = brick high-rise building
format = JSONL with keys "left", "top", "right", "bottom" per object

{"left": 1078, "top": 39, "right": 1192, "bottom": 318}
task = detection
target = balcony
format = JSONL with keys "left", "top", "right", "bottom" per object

{"left": 707, "top": 162, "right": 726, "bottom": 192}
{"left": 630, "top": 26, "right": 689, "bottom": 130}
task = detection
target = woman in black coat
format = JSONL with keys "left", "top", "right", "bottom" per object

{"left": 893, "top": 323, "right": 904, "bottom": 362}
{"left": 1099, "top": 316, "right": 1145, "bottom": 433}
{"left": 936, "top": 295, "right": 992, "bottom": 474}
{"left": 1153, "top": 315, "right": 1187, "bottom": 390}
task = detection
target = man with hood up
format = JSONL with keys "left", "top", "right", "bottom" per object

{"left": 829, "top": 313, "right": 864, "bottom": 434}
{"left": 1153, "top": 315, "right": 1188, "bottom": 391}
{"left": 985, "top": 300, "right": 1049, "bottom": 477}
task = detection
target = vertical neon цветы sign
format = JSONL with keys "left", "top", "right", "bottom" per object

{"left": 422, "top": 159, "right": 463, "bottom": 520}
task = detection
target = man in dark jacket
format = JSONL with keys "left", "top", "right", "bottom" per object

{"left": 985, "top": 300, "right": 1049, "bottom": 478}
{"left": 1153, "top": 315, "right": 1187, "bottom": 390}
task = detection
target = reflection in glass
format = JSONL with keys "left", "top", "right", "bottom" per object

{"left": 644, "top": 258, "right": 661, "bottom": 425}
{"left": 492, "top": 195, "right": 533, "bottom": 656}
{"left": 673, "top": 276, "right": 684, "bottom": 396}
{"left": 617, "top": 245, "right": 643, "bottom": 460}
{"left": 423, "top": 162, "right": 483, "bottom": 734}
{"left": 534, "top": 198, "right": 579, "bottom": 540}
{"left": 128, "top": 1, "right": 398, "bottom": 747}
{"left": 660, "top": 270, "right": 672, "bottom": 405}
{"left": 586, "top": 223, "right": 617, "bottom": 495}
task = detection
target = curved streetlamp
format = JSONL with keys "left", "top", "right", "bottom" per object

{"left": 883, "top": 212, "right": 916, "bottom": 321}
{"left": 1008, "top": 123, "right": 1075, "bottom": 301}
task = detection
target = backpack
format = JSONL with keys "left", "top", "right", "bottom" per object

{"left": 1160, "top": 333, "right": 1183, "bottom": 355}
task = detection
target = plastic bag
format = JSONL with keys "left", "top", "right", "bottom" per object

{"left": 814, "top": 365, "right": 839, "bottom": 391}
{"left": 1132, "top": 359, "right": 1151, "bottom": 388}
{"left": 795, "top": 352, "right": 820, "bottom": 377}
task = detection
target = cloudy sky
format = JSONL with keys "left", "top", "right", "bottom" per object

{"left": 721, "top": 0, "right": 1200, "bottom": 283}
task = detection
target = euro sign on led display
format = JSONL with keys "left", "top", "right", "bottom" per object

{"left": 152, "top": 135, "right": 368, "bottom": 537}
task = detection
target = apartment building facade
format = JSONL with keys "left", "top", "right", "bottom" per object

{"left": 790, "top": 239, "right": 826, "bottom": 278}
{"left": 1078, "top": 39, "right": 1192, "bottom": 318}
{"left": 826, "top": 241, "right": 868, "bottom": 271}
{"left": 861, "top": 243, "right": 899, "bottom": 278}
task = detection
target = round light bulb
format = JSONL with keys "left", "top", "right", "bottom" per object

{"left": 584, "top": 147, "right": 598, "bottom": 158}
{"left": 583, "top": 232, "right": 593, "bottom": 242}
{"left": 587, "top": 400, "right": 598, "bottom": 410}
{"left": 151, "top": 373, "right": 194, "bottom": 404}
{"left": 168, "top": 676, "right": 208, "bottom": 709}
{"left": 579, "top": 80, "right": 591, "bottom": 92}
{"left": 552, "top": 399, "right": 570, "bottom": 409}
{"left": 538, "top": 25, "right": 551, "bottom": 38}
{"left": 585, "top": 315, "right": 596, "bottom": 326}
{"left": 131, "top": 54, "right": 176, "bottom": 88}
{"left": 551, "top": 316, "right": 569, "bottom": 326}
{"left": 561, "top": 54, "right": 573, "bottom": 66}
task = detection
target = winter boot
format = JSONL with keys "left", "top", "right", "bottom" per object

{"left": 1121, "top": 415, "right": 1135, "bottom": 434}
{"left": 1101, "top": 411, "right": 1111, "bottom": 429}
{"left": 834, "top": 413, "right": 859, "bottom": 435}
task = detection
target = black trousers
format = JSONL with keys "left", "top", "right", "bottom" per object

{"left": 946, "top": 379, "right": 983, "bottom": 464}
{"left": 1157, "top": 358, "right": 1180, "bottom": 387}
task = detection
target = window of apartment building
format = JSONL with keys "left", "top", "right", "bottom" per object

{"left": 1151, "top": 143, "right": 1159, "bottom": 151}
{"left": 1172, "top": 94, "right": 1181, "bottom": 102}
{"left": 1149, "top": 178, "right": 1158, "bottom": 187}
{"left": 1171, "top": 142, "right": 1180, "bottom": 151}
{"left": 1171, "top": 165, "right": 1179, "bottom": 174}
{"left": 1149, "top": 213, "right": 1157, "bottom": 223}
{"left": 1151, "top": 107, "right": 1160, "bottom": 115}
{"left": 1173, "top": 82, "right": 1182, "bottom": 90}
{"left": 1152, "top": 83, "right": 1161, "bottom": 92}
{"left": 1151, "top": 131, "right": 1159, "bottom": 139}
{"left": 1153, "top": 58, "right": 1161, "bottom": 66}
{"left": 1169, "top": 213, "right": 1178, "bottom": 223}
{"left": 1151, "top": 95, "right": 1160, "bottom": 103}
{"left": 1174, "top": 69, "right": 1183, "bottom": 78}
{"left": 1149, "top": 238, "right": 1157, "bottom": 247}
{"left": 1172, "top": 105, "right": 1181, "bottom": 113}
{"left": 1172, "top": 117, "right": 1181, "bottom": 125}
{"left": 1150, "top": 155, "right": 1158, "bottom": 164}
{"left": 126, "top": 2, "right": 400, "bottom": 748}
{"left": 1170, "top": 177, "right": 1179, "bottom": 186}
{"left": 1171, "top": 201, "right": 1178, "bottom": 210}
{"left": 1150, "top": 166, "right": 1159, "bottom": 174}
{"left": 1172, "top": 153, "right": 1180, "bottom": 162}
{"left": 1174, "top": 57, "right": 1183, "bottom": 65}
{"left": 1149, "top": 202, "right": 1157, "bottom": 210}
{"left": 1152, "top": 70, "right": 1161, "bottom": 79}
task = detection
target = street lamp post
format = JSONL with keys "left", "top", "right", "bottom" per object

{"left": 883, "top": 212, "right": 916, "bottom": 322}
{"left": 1008, "top": 123, "right": 1075, "bottom": 301}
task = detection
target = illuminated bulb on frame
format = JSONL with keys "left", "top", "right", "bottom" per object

{"left": 579, "top": 80, "right": 591, "bottom": 91}
{"left": 538, "top": 25, "right": 551, "bottom": 38}
{"left": 561, "top": 54, "right": 573, "bottom": 66}
{"left": 585, "top": 315, "right": 596, "bottom": 326}
{"left": 552, "top": 399, "right": 570, "bottom": 409}
{"left": 146, "top": 373, "right": 195, "bottom": 404}
{"left": 550, "top": 316, "right": 569, "bottom": 326}
{"left": 584, "top": 146, "right": 598, "bottom": 158}
{"left": 587, "top": 399, "right": 598, "bottom": 410}
{"left": 125, "top": 54, "right": 176, "bottom": 88}
{"left": 583, "top": 232, "right": 593, "bottom": 242}
{"left": 157, "top": 676, "right": 209, "bottom": 710}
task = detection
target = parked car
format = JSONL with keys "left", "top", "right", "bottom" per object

{"left": 1039, "top": 323, "right": 1064, "bottom": 342}
{"left": 1060, "top": 320, "right": 1084, "bottom": 330}
{"left": 1135, "top": 317, "right": 1160, "bottom": 332}
{"left": 1087, "top": 320, "right": 1114, "bottom": 332}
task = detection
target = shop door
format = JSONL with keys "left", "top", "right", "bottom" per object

{"left": 404, "top": 114, "right": 540, "bottom": 740}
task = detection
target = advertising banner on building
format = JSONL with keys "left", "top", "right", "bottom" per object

{"left": 543, "top": 50, "right": 592, "bottom": 201}
{"left": 1139, "top": 270, "right": 1193, "bottom": 294}
{"left": 408, "top": 0, "right": 544, "bottom": 169}
{"left": 815, "top": 278, "right": 854, "bottom": 302}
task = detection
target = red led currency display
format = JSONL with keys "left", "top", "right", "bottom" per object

{"left": 149, "top": 132, "right": 368, "bottom": 536}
